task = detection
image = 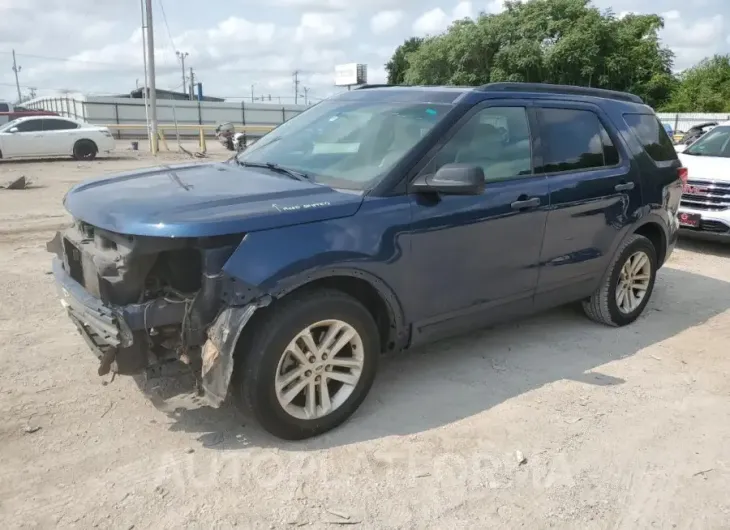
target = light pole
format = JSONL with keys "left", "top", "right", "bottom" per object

{"left": 176, "top": 51, "right": 188, "bottom": 93}
{"left": 251, "top": 84, "right": 255, "bottom": 102}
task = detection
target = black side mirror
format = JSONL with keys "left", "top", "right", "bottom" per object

{"left": 411, "top": 163, "right": 485, "bottom": 195}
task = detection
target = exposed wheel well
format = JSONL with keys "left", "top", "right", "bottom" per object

{"left": 634, "top": 222, "right": 666, "bottom": 266}
{"left": 245, "top": 276, "right": 397, "bottom": 354}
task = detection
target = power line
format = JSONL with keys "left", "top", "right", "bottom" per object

{"left": 0, "top": 50, "right": 119, "bottom": 67}
{"left": 156, "top": 0, "right": 178, "bottom": 49}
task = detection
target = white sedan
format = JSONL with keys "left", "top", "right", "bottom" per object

{"left": 0, "top": 116, "right": 115, "bottom": 161}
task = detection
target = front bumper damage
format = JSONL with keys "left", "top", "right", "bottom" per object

{"left": 48, "top": 222, "right": 266, "bottom": 406}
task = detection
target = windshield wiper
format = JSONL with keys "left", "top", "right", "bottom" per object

{"left": 237, "top": 161, "right": 310, "bottom": 181}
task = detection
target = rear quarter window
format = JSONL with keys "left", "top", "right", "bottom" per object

{"left": 0, "top": 103, "right": 9, "bottom": 112}
{"left": 623, "top": 113, "right": 677, "bottom": 162}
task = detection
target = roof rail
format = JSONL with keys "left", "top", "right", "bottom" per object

{"left": 478, "top": 82, "right": 644, "bottom": 104}
{"left": 353, "top": 84, "right": 402, "bottom": 90}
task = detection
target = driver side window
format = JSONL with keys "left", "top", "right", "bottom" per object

{"left": 423, "top": 106, "right": 533, "bottom": 181}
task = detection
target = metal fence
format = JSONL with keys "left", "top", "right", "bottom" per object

{"left": 656, "top": 113, "right": 730, "bottom": 134}
{"left": 22, "top": 96, "right": 308, "bottom": 139}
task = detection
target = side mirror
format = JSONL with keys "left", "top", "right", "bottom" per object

{"left": 8, "top": 127, "right": 18, "bottom": 133}
{"left": 411, "top": 164, "right": 485, "bottom": 195}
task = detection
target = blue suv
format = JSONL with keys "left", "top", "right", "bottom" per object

{"left": 48, "top": 83, "right": 684, "bottom": 439}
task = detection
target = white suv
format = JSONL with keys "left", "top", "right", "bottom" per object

{"left": 677, "top": 121, "right": 730, "bottom": 241}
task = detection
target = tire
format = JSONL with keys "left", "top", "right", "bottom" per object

{"left": 235, "top": 289, "right": 380, "bottom": 440}
{"left": 582, "top": 234, "right": 658, "bottom": 327}
{"left": 73, "top": 140, "right": 98, "bottom": 161}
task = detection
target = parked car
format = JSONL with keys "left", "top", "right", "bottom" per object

{"left": 676, "top": 121, "right": 730, "bottom": 240}
{"left": 0, "top": 116, "right": 114, "bottom": 160}
{"left": 674, "top": 122, "right": 718, "bottom": 153}
{"left": 48, "top": 83, "right": 683, "bottom": 439}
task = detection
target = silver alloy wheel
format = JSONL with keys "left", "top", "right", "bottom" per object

{"left": 274, "top": 319, "right": 365, "bottom": 421}
{"left": 615, "top": 250, "right": 652, "bottom": 314}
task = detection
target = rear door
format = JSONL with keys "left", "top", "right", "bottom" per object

{"left": 533, "top": 102, "right": 642, "bottom": 306}
{"left": 41, "top": 118, "right": 81, "bottom": 156}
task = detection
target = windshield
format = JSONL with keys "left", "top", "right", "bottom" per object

{"left": 0, "top": 119, "right": 21, "bottom": 132}
{"left": 236, "top": 99, "right": 452, "bottom": 190}
{"left": 684, "top": 125, "right": 730, "bottom": 157}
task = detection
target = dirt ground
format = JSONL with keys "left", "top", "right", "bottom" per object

{"left": 1, "top": 143, "right": 729, "bottom": 529}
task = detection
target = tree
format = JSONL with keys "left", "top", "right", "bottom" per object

{"left": 662, "top": 55, "right": 730, "bottom": 112}
{"left": 385, "top": 37, "right": 423, "bottom": 85}
{"left": 390, "top": 0, "right": 675, "bottom": 108}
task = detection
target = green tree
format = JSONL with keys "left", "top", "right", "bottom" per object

{"left": 392, "top": 0, "right": 675, "bottom": 108}
{"left": 385, "top": 37, "right": 423, "bottom": 85}
{"left": 662, "top": 55, "right": 730, "bottom": 112}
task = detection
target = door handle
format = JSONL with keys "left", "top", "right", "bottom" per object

{"left": 615, "top": 182, "right": 635, "bottom": 192}
{"left": 511, "top": 197, "right": 541, "bottom": 210}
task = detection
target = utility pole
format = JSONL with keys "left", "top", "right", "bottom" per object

{"left": 293, "top": 70, "right": 300, "bottom": 105}
{"left": 139, "top": 0, "right": 151, "bottom": 152}
{"left": 189, "top": 67, "right": 195, "bottom": 100}
{"left": 144, "top": 0, "right": 158, "bottom": 154}
{"left": 176, "top": 51, "right": 188, "bottom": 93}
{"left": 250, "top": 84, "right": 255, "bottom": 102}
{"left": 302, "top": 87, "right": 309, "bottom": 106}
{"left": 11, "top": 50, "right": 22, "bottom": 102}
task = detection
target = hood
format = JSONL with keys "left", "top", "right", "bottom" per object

{"left": 678, "top": 153, "right": 730, "bottom": 184}
{"left": 63, "top": 162, "right": 364, "bottom": 237}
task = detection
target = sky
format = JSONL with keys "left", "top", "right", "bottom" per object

{"left": 1, "top": 0, "right": 729, "bottom": 104}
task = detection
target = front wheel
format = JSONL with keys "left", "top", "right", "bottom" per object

{"left": 582, "top": 234, "right": 658, "bottom": 327}
{"left": 235, "top": 289, "right": 379, "bottom": 440}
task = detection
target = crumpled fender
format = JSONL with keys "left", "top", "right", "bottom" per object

{"left": 201, "top": 304, "right": 258, "bottom": 406}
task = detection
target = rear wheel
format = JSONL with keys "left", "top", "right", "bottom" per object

{"left": 73, "top": 139, "right": 98, "bottom": 160}
{"left": 582, "top": 234, "right": 657, "bottom": 327}
{"left": 235, "top": 289, "right": 379, "bottom": 440}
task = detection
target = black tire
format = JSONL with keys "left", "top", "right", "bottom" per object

{"left": 235, "top": 289, "right": 380, "bottom": 440}
{"left": 73, "top": 139, "right": 98, "bottom": 161}
{"left": 582, "top": 234, "right": 658, "bottom": 327}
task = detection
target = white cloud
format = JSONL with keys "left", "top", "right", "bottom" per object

{"left": 370, "top": 10, "right": 404, "bottom": 34}
{"left": 412, "top": 8, "right": 449, "bottom": 36}
{"left": 294, "top": 12, "right": 353, "bottom": 43}
{"left": 662, "top": 13, "right": 725, "bottom": 69}
{"left": 413, "top": 2, "right": 474, "bottom": 36}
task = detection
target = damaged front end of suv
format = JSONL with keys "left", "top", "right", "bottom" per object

{"left": 47, "top": 219, "right": 267, "bottom": 406}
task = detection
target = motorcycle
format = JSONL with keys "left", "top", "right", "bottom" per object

{"left": 214, "top": 122, "right": 246, "bottom": 152}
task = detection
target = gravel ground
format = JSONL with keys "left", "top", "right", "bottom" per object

{"left": 1, "top": 143, "right": 729, "bottom": 529}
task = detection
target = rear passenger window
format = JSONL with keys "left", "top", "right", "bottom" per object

{"left": 0, "top": 103, "right": 9, "bottom": 112}
{"left": 623, "top": 113, "right": 677, "bottom": 162}
{"left": 537, "top": 108, "right": 619, "bottom": 173}
{"left": 43, "top": 119, "right": 79, "bottom": 131}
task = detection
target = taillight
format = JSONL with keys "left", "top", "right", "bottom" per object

{"left": 678, "top": 167, "right": 688, "bottom": 184}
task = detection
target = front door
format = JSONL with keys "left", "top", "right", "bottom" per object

{"left": 406, "top": 102, "right": 549, "bottom": 345}
{"left": 0, "top": 118, "right": 44, "bottom": 157}
{"left": 532, "top": 103, "right": 643, "bottom": 307}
